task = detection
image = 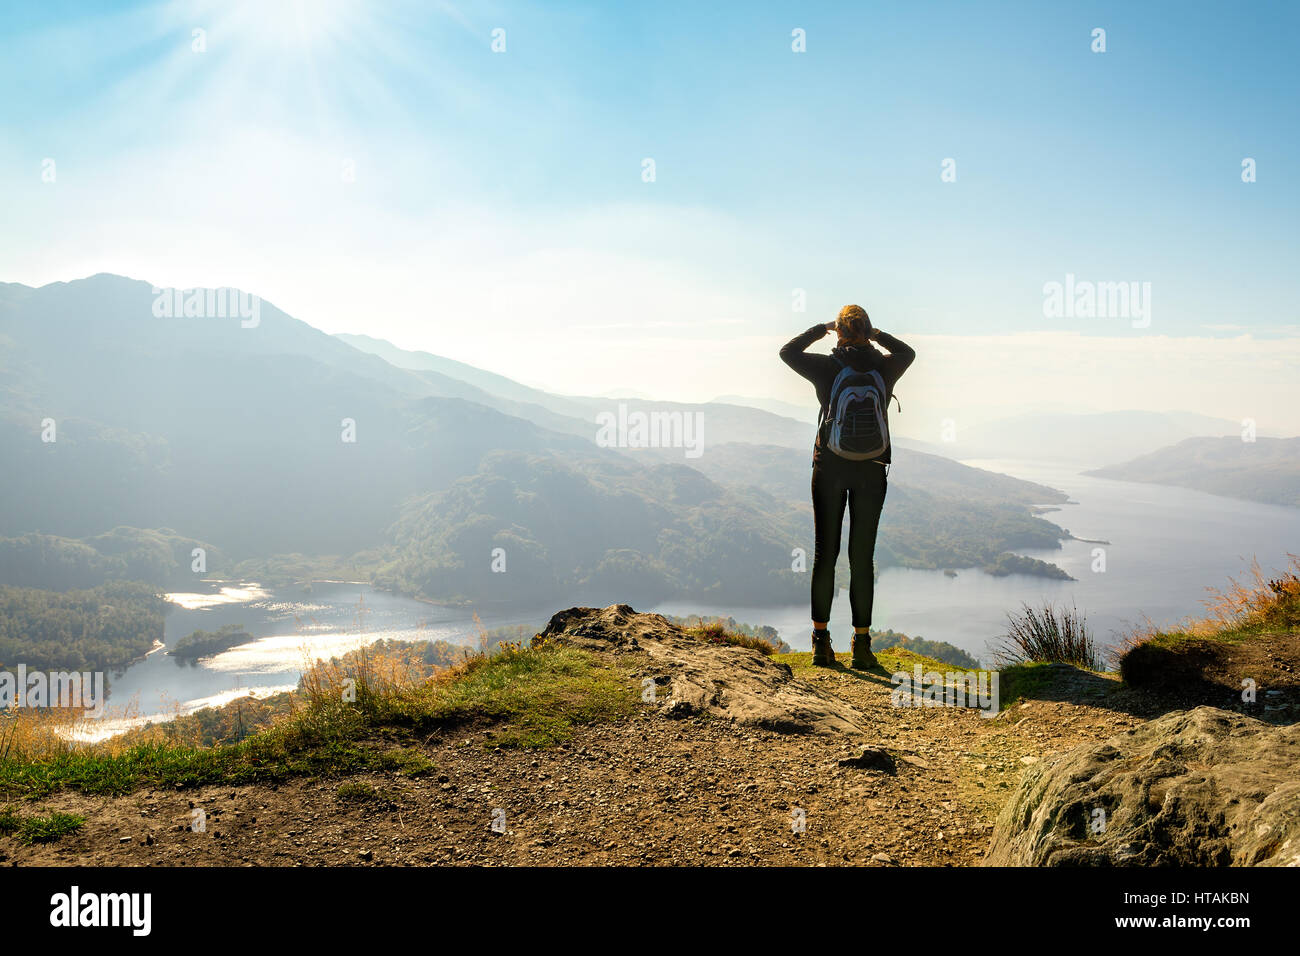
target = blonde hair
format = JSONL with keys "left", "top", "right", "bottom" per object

{"left": 836, "top": 304, "right": 872, "bottom": 345}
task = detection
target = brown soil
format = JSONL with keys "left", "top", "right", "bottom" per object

{"left": 1120, "top": 630, "right": 1300, "bottom": 719}
{"left": 4, "top": 657, "right": 1162, "bottom": 868}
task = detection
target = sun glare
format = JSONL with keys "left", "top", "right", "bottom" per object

{"left": 227, "top": 0, "right": 363, "bottom": 54}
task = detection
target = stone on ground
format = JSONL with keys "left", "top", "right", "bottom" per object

{"left": 537, "top": 604, "right": 867, "bottom": 736}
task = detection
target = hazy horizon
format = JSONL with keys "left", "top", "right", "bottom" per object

{"left": 4, "top": 271, "right": 1296, "bottom": 445}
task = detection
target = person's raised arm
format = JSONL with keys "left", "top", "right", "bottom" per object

{"left": 871, "top": 329, "right": 916, "bottom": 383}
{"left": 780, "top": 322, "right": 833, "bottom": 382}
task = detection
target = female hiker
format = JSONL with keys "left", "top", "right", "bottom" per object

{"left": 779, "top": 304, "right": 915, "bottom": 668}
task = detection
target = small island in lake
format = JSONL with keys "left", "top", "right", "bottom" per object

{"left": 168, "top": 624, "right": 255, "bottom": 661}
{"left": 982, "top": 552, "right": 1075, "bottom": 581}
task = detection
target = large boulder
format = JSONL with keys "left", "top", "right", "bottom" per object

{"left": 985, "top": 705, "right": 1300, "bottom": 866}
{"left": 536, "top": 604, "right": 867, "bottom": 736}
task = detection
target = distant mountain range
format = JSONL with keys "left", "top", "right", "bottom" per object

{"left": 0, "top": 274, "right": 593, "bottom": 557}
{"left": 1, "top": 274, "right": 1089, "bottom": 604}
{"left": 1086, "top": 437, "right": 1300, "bottom": 507}
{"left": 946, "top": 410, "right": 1245, "bottom": 467}
{"left": 708, "top": 394, "right": 818, "bottom": 424}
{"left": 337, "top": 331, "right": 816, "bottom": 449}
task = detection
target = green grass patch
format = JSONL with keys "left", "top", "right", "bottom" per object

{"left": 0, "top": 803, "right": 85, "bottom": 845}
{"left": 336, "top": 781, "right": 382, "bottom": 803}
{"left": 374, "top": 747, "right": 435, "bottom": 776}
{"left": 0, "top": 731, "right": 406, "bottom": 800}
{"left": 997, "top": 662, "right": 1057, "bottom": 708}
{"left": 777, "top": 646, "right": 982, "bottom": 677}
{"left": 370, "top": 644, "right": 639, "bottom": 748}
{"left": 1127, "top": 625, "right": 1267, "bottom": 652}
{"left": 876, "top": 647, "right": 984, "bottom": 676}
{"left": 0, "top": 642, "right": 634, "bottom": 799}
{"left": 17, "top": 810, "right": 85, "bottom": 845}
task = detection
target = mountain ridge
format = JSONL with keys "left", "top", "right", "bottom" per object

{"left": 1085, "top": 435, "right": 1300, "bottom": 507}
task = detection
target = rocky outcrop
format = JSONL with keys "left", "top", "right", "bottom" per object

{"left": 536, "top": 604, "right": 867, "bottom": 736}
{"left": 985, "top": 705, "right": 1300, "bottom": 866}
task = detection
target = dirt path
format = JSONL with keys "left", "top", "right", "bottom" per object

{"left": 5, "top": 655, "right": 1156, "bottom": 867}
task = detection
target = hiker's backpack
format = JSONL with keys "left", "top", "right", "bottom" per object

{"left": 820, "top": 359, "right": 891, "bottom": 461}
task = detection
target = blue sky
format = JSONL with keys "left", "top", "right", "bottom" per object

{"left": 3, "top": 0, "right": 1298, "bottom": 431}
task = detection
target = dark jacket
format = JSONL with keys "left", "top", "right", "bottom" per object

{"left": 779, "top": 324, "right": 916, "bottom": 464}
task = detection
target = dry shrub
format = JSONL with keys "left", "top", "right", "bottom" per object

{"left": 1116, "top": 555, "right": 1300, "bottom": 657}
{"left": 0, "top": 694, "right": 181, "bottom": 762}
{"left": 1197, "top": 555, "right": 1300, "bottom": 633}
{"left": 684, "top": 621, "right": 778, "bottom": 655}
{"left": 1111, "top": 555, "right": 1300, "bottom": 671}
{"left": 994, "top": 602, "right": 1101, "bottom": 670}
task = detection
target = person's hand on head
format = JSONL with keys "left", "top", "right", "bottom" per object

{"left": 824, "top": 321, "right": 835, "bottom": 332}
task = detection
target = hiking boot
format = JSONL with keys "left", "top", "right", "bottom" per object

{"left": 811, "top": 629, "right": 836, "bottom": 667}
{"left": 851, "top": 634, "right": 878, "bottom": 670}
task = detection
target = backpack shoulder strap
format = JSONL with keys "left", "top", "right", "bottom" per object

{"left": 818, "top": 355, "right": 847, "bottom": 428}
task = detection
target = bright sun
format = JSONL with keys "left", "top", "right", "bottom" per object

{"left": 226, "top": 0, "right": 364, "bottom": 54}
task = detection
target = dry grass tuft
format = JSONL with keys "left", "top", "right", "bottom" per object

{"left": 993, "top": 602, "right": 1102, "bottom": 670}
{"left": 683, "top": 621, "right": 778, "bottom": 655}
{"left": 1113, "top": 555, "right": 1300, "bottom": 664}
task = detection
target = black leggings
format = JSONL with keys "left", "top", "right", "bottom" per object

{"left": 811, "top": 458, "right": 887, "bottom": 627}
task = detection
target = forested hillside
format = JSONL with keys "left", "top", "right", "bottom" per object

{"left": 0, "top": 582, "right": 164, "bottom": 672}
{"left": 1087, "top": 436, "right": 1300, "bottom": 507}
